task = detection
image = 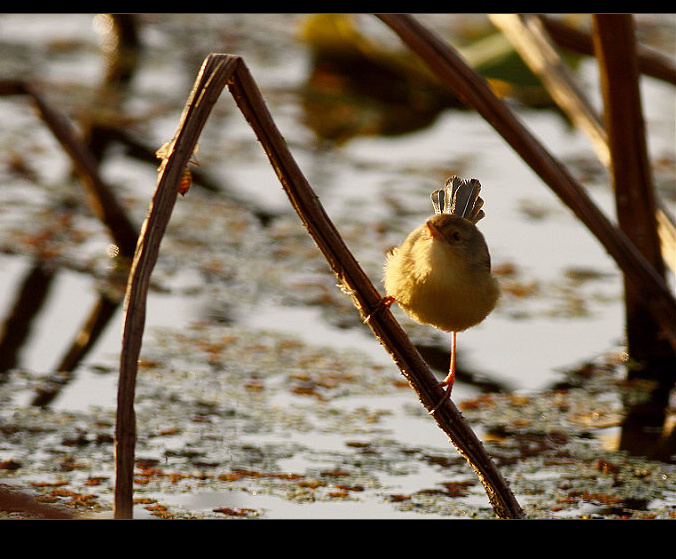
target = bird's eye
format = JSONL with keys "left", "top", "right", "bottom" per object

{"left": 451, "top": 231, "right": 462, "bottom": 242}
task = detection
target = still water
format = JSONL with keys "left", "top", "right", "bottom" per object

{"left": 0, "top": 14, "right": 674, "bottom": 518}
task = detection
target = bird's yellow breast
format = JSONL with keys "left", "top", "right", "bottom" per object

{"left": 384, "top": 224, "right": 499, "bottom": 332}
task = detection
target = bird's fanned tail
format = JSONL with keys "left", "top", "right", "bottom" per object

{"left": 431, "top": 176, "right": 485, "bottom": 224}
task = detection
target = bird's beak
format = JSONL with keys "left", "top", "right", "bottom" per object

{"left": 426, "top": 220, "right": 441, "bottom": 239}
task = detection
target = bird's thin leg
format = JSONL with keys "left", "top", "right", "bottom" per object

{"left": 430, "top": 331, "right": 456, "bottom": 414}
{"left": 441, "top": 330, "right": 457, "bottom": 388}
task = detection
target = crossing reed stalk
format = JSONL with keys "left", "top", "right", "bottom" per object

{"left": 115, "top": 53, "right": 525, "bottom": 519}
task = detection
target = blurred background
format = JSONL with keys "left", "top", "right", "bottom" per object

{"left": 0, "top": 14, "right": 674, "bottom": 518}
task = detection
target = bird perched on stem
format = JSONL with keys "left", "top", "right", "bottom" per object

{"left": 382, "top": 176, "right": 500, "bottom": 409}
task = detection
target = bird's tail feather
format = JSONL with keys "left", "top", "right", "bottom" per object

{"left": 431, "top": 175, "right": 485, "bottom": 223}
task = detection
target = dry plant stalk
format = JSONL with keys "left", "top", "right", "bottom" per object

{"left": 489, "top": 14, "right": 609, "bottom": 166}
{"left": 0, "top": 486, "right": 75, "bottom": 519}
{"left": 486, "top": 14, "right": 675, "bottom": 454}
{"left": 593, "top": 15, "right": 676, "bottom": 455}
{"left": 377, "top": 14, "right": 676, "bottom": 349}
{"left": 539, "top": 15, "right": 676, "bottom": 85}
{"left": 490, "top": 14, "right": 675, "bottom": 272}
{"left": 115, "top": 53, "right": 525, "bottom": 519}
{"left": 0, "top": 80, "right": 138, "bottom": 258}
{"left": 116, "top": 55, "right": 238, "bottom": 518}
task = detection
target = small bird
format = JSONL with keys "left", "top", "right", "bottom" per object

{"left": 382, "top": 176, "right": 500, "bottom": 406}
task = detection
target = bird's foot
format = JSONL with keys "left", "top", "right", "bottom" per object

{"left": 429, "top": 377, "right": 454, "bottom": 414}
{"left": 363, "top": 296, "right": 395, "bottom": 324}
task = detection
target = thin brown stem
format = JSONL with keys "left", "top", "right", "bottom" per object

{"left": 376, "top": 14, "right": 676, "bottom": 350}
{"left": 228, "top": 57, "right": 524, "bottom": 518}
{"left": 490, "top": 14, "right": 675, "bottom": 273}
{"left": 115, "top": 55, "right": 238, "bottom": 519}
{"left": 0, "top": 80, "right": 139, "bottom": 258}
{"left": 593, "top": 14, "right": 676, "bottom": 457}
{"left": 115, "top": 53, "right": 524, "bottom": 519}
{"left": 540, "top": 15, "right": 676, "bottom": 85}
{"left": 489, "top": 14, "right": 609, "bottom": 166}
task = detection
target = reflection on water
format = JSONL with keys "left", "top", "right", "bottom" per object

{"left": 299, "top": 14, "right": 572, "bottom": 143}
